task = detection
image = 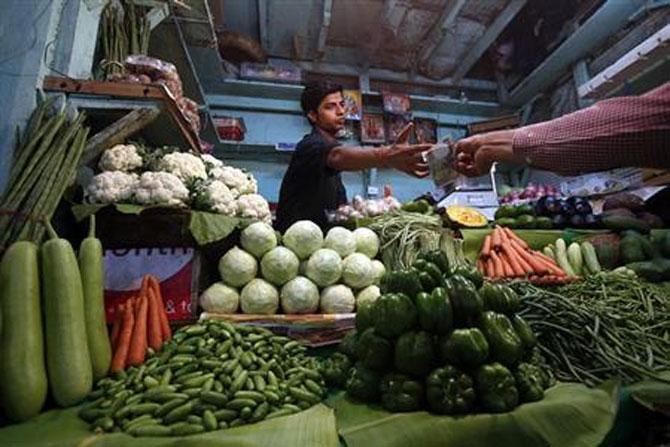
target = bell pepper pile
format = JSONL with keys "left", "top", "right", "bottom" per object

{"left": 324, "top": 250, "right": 555, "bottom": 415}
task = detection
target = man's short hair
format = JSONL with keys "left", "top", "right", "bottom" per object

{"left": 300, "top": 81, "right": 343, "bottom": 121}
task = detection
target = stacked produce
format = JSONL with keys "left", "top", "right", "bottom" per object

{"left": 79, "top": 320, "right": 326, "bottom": 436}
{"left": 598, "top": 192, "right": 664, "bottom": 232}
{"left": 200, "top": 221, "right": 385, "bottom": 315}
{"left": 325, "top": 252, "right": 554, "bottom": 414}
{"left": 498, "top": 183, "right": 560, "bottom": 204}
{"left": 84, "top": 144, "right": 271, "bottom": 223}
{"left": 516, "top": 273, "right": 670, "bottom": 386}
{"left": 0, "top": 217, "right": 109, "bottom": 421}
{"left": 0, "top": 99, "right": 89, "bottom": 248}
{"left": 542, "top": 238, "right": 604, "bottom": 277}
{"left": 441, "top": 205, "right": 488, "bottom": 229}
{"left": 99, "top": 1, "right": 151, "bottom": 77}
{"left": 329, "top": 193, "right": 402, "bottom": 223}
{"left": 532, "top": 196, "right": 599, "bottom": 229}
{"left": 109, "top": 274, "right": 173, "bottom": 373}
{"left": 477, "top": 227, "right": 570, "bottom": 285}
{"left": 494, "top": 203, "right": 553, "bottom": 229}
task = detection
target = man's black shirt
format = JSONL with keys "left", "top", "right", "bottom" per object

{"left": 276, "top": 129, "right": 347, "bottom": 232}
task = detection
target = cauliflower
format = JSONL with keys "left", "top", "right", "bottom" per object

{"left": 85, "top": 171, "right": 138, "bottom": 204}
{"left": 237, "top": 194, "right": 271, "bottom": 223}
{"left": 210, "top": 166, "right": 257, "bottom": 197}
{"left": 201, "top": 153, "right": 224, "bottom": 170}
{"left": 134, "top": 172, "right": 189, "bottom": 206}
{"left": 97, "top": 144, "right": 143, "bottom": 172}
{"left": 205, "top": 180, "right": 237, "bottom": 215}
{"left": 158, "top": 152, "right": 207, "bottom": 181}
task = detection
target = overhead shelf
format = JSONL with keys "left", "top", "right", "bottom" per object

{"left": 578, "top": 23, "right": 670, "bottom": 99}
{"left": 42, "top": 76, "right": 202, "bottom": 153}
{"left": 214, "top": 142, "right": 293, "bottom": 163}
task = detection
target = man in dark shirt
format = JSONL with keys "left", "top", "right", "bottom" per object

{"left": 276, "top": 81, "right": 432, "bottom": 232}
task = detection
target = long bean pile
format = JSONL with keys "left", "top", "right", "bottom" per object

{"left": 100, "top": 1, "right": 151, "bottom": 77}
{"left": 79, "top": 320, "right": 326, "bottom": 436}
{"left": 0, "top": 98, "right": 89, "bottom": 249}
{"left": 515, "top": 273, "right": 670, "bottom": 386}
{"left": 367, "top": 211, "right": 444, "bottom": 270}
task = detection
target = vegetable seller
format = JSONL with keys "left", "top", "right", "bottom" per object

{"left": 452, "top": 81, "right": 670, "bottom": 177}
{"left": 276, "top": 81, "right": 432, "bottom": 232}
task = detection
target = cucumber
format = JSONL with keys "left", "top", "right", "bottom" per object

{"left": 42, "top": 222, "right": 93, "bottom": 407}
{"left": 0, "top": 242, "right": 48, "bottom": 421}
{"left": 79, "top": 216, "right": 111, "bottom": 381}
{"left": 567, "top": 243, "right": 583, "bottom": 275}
{"left": 555, "top": 239, "right": 576, "bottom": 277}
{"left": 580, "top": 242, "right": 601, "bottom": 274}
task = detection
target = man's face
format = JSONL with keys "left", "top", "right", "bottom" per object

{"left": 308, "top": 91, "right": 346, "bottom": 134}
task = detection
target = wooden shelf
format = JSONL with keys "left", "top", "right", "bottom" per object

{"left": 42, "top": 77, "right": 202, "bottom": 152}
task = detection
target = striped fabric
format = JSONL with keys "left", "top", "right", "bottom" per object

{"left": 513, "top": 82, "right": 670, "bottom": 176}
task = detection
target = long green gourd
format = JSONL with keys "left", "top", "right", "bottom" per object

{"left": 0, "top": 241, "right": 48, "bottom": 420}
{"left": 42, "top": 221, "right": 93, "bottom": 407}
{"left": 79, "top": 215, "right": 112, "bottom": 381}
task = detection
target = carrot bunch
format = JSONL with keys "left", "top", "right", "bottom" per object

{"left": 109, "top": 275, "right": 172, "bottom": 373}
{"left": 477, "top": 226, "right": 573, "bottom": 285}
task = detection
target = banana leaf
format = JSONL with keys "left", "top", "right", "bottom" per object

{"left": 0, "top": 404, "right": 338, "bottom": 447}
{"left": 328, "top": 382, "right": 618, "bottom": 447}
{"left": 188, "top": 211, "right": 239, "bottom": 245}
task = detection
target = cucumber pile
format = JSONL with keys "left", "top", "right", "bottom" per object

{"left": 79, "top": 320, "right": 326, "bottom": 436}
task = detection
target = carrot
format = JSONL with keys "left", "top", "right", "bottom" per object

{"left": 501, "top": 248, "right": 525, "bottom": 277}
{"left": 491, "top": 227, "right": 502, "bottom": 249}
{"left": 147, "top": 287, "right": 163, "bottom": 351}
{"left": 504, "top": 227, "right": 529, "bottom": 250}
{"left": 481, "top": 235, "right": 492, "bottom": 258}
{"left": 504, "top": 241, "right": 533, "bottom": 274}
{"left": 510, "top": 240, "right": 549, "bottom": 275}
{"left": 127, "top": 293, "right": 148, "bottom": 367}
{"left": 485, "top": 257, "right": 495, "bottom": 278}
{"left": 110, "top": 303, "right": 123, "bottom": 349}
{"left": 500, "top": 253, "right": 514, "bottom": 277}
{"left": 110, "top": 301, "right": 134, "bottom": 373}
{"left": 490, "top": 251, "right": 504, "bottom": 278}
{"left": 149, "top": 275, "right": 171, "bottom": 341}
{"left": 476, "top": 258, "right": 485, "bottom": 274}
{"left": 532, "top": 254, "right": 566, "bottom": 276}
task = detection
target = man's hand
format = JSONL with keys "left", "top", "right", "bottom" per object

{"left": 382, "top": 123, "right": 433, "bottom": 178}
{"left": 452, "top": 129, "right": 517, "bottom": 176}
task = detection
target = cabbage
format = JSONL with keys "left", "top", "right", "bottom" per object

{"left": 341, "top": 253, "right": 374, "bottom": 289}
{"left": 240, "top": 222, "right": 277, "bottom": 258}
{"left": 218, "top": 247, "right": 257, "bottom": 287}
{"left": 260, "top": 247, "right": 299, "bottom": 286}
{"left": 200, "top": 282, "right": 239, "bottom": 313}
{"left": 320, "top": 285, "right": 355, "bottom": 314}
{"left": 353, "top": 228, "right": 380, "bottom": 258}
{"left": 356, "top": 285, "right": 380, "bottom": 308}
{"left": 240, "top": 279, "right": 279, "bottom": 314}
{"left": 280, "top": 276, "right": 319, "bottom": 314}
{"left": 282, "top": 220, "right": 323, "bottom": 260}
{"left": 305, "top": 248, "right": 342, "bottom": 287}
{"left": 324, "top": 226, "right": 356, "bottom": 257}
{"left": 370, "top": 260, "right": 386, "bottom": 285}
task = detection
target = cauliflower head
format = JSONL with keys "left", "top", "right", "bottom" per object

{"left": 205, "top": 180, "right": 237, "bottom": 215}
{"left": 201, "top": 153, "right": 224, "bottom": 170}
{"left": 98, "top": 144, "right": 143, "bottom": 172}
{"left": 134, "top": 171, "right": 189, "bottom": 206}
{"left": 210, "top": 166, "right": 257, "bottom": 197}
{"left": 237, "top": 194, "right": 271, "bottom": 223}
{"left": 85, "top": 171, "right": 139, "bottom": 204}
{"left": 159, "top": 152, "right": 207, "bottom": 181}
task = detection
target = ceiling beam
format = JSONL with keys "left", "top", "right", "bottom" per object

{"left": 451, "top": 0, "right": 527, "bottom": 83}
{"left": 417, "top": 0, "right": 467, "bottom": 65}
{"left": 316, "top": 0, "right": 333, "bottom": 58}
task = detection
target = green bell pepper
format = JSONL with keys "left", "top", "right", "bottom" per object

{"left": 346, "top": 362, "right": 382, "bottom": 403}
{"left": 380, "top": 270, "right": 423, "bottom": 299}
{"left": 474, "top": 362, "right": 519, "bottom": 413}
{"left": 412, "top": 259, "right": 445, "bottom": 287}
{"left": 478, "top": 311, "right": 523, "bottom": 366}
{"left": 479, "top": 283, "right": 521, "bottom": 315}
{"left": 356, "top": 328, "right": 394, "bottom": 371}
{"left": 447, "top": 263, "right": 484, "bottom": 288}
{"left": 416, "top": 287, "right": 453, "bottom": 335}
{"left": 394, "top": 330, "right": 436, "bottom": 377}
{"left": 447, "top": 275, "right": 484, "bottom": 327}
{"left": 420, "top": 250, "right": 450, "bottom": 274}
{"left": 440, "top": 328, "right": 489, "bottom": 368}
{"left": 513, "top": 362, "right": 545, "bottom": 403}
{"left": 373, "top": 293, "right": 418, "bottom": 339}
{"left": 339, "top": 330, "right": 358, "bottom": 359}
{"left": 425, "top": 365, "right": 476, "bottom": 415}
{"left": 355, "top": 299, "right": 377, "bottom": 332}
{"left": 319, "top": 352, "right": 352, "bottom": 388}
{"left": 380, "top": 373, "right": 424, "bottom": 412}
{"left": 525, "top": 348, "right": 556, "bottom": 389}
{"left": 512, "top": 314, "right": 537, "bottom": 350}
{"left": 413, "top": 269, "right": 438, "bottom": 292}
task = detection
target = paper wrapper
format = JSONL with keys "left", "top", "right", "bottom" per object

{"left": 427, "top": 143, "right": 459, "bottom": 188}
